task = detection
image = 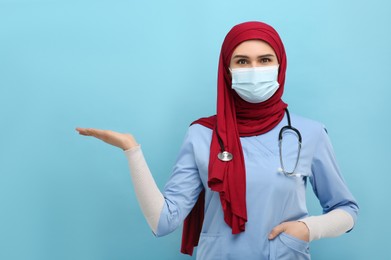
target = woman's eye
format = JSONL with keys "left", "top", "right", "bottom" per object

{"left": 260, "top": 58, "right": 271, "bottom": 63}
{"left": 237, "top": 59, "right": 248, "bottom": 65}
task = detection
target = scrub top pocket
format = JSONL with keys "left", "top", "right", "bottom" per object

{"left": 196, "top": 233, "right": 223, "bottom": 260}
{"left": 269, "top": 232, "right": 310, "bottom": 260}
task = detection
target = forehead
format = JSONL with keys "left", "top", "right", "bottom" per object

{"left": 232, "top": 39, "right": 276, "bottom": 56}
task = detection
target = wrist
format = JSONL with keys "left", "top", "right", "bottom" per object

{"left": 297, "top": 221, "right": 310, "bottom": 242}
{"left": 122, "top": 134, "right": 138, "bottom": 150}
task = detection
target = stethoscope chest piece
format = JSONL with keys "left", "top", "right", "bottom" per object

{"left": 218, "top": 151, "right": 233, "bottom": 162}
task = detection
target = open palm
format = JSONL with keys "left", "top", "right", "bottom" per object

{"left": 76, "top": 128, "right": 138, "bottom": 150}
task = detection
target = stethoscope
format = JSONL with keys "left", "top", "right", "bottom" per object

{"left": 216, "top": 108, "right": 302, "bottom": 176}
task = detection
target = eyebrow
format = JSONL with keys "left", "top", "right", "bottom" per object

{"left": 232, "top": 54, "right": 276, "bottom": 59}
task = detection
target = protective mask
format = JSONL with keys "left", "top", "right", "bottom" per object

{"left": 230, "top": 65, "right": 280, "bottom": 103}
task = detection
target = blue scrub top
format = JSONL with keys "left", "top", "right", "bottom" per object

{"left": 156, "top": 113, "right": 359, "bottom": 260}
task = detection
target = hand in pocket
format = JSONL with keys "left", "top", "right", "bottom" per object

{"left": 268, "top": 221, "right": 309, "bottom": 242}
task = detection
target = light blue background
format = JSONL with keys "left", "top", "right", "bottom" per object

{"left": 0, "top": 0, "right": 390, "bottom": 259}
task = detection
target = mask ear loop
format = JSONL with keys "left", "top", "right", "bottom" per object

{"left": 216, "top": 127, "right": 233, "bottom": 162}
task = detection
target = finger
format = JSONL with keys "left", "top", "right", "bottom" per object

{"left": 76, "top": 128, "right": 103, "bottom": 138}
{"left": 76, "top": 127, "right": 91, "bottom": 136}
{"left": 86, "top": 129, "right": 111, "bottom": 142}
{"left": 268, "top": 223, "right": 286, "bottom": 240}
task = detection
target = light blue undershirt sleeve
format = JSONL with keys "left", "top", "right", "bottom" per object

{"left": 155, "top": 127, "right": 204, "bottom": 237}
{"left": 309, "top": 126, "right": 359, "bottom": 225}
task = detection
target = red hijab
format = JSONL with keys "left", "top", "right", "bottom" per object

{"left": 181, "top": 21, "right": 288, "bottom": 255}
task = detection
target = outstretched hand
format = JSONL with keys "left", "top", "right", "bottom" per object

{"left": 76, "top": 128, "right": 138, "bottom": 151}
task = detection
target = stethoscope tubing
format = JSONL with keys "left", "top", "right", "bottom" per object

{"left": 216, "top": 108, "right": 302, "bottom": 176}
{"left": 278, "top": 109, "right": 302, "bottom": 176}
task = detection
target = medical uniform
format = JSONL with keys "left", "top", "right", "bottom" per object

{"left": 155, "top": 113, "right": 358, "bottom": 260}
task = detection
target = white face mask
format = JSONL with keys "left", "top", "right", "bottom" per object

{"left": 230, "top": 65, "right": 280, "bottom": 103}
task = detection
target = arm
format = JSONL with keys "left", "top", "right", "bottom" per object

{"left": 309, "top": 127, "right": 359, "bottom": 225}
{"left": 125, "top": 146, "right": 164, "bottom": 234}
{"left": 269, "top": 126, "right": 358, "bottom": 242}
{"left": 76, "top": 127, "right": 204, "bottom": 236}
{"left": 155, "top": 126, "right": 204, "bottom": 236}
{"left": 299, "top": 208, "right": 354, "bottom": 241}
{"left": 301, "top": 127, "right": 359, "bottom": 241}
{"left": 268, "top": 208, "right": 353, "bottom": 242}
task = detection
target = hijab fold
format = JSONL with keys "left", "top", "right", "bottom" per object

{"left": 181, "top": 21, "right": 288, "bottom": 255}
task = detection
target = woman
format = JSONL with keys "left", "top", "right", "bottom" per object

{"left": 77, "top": 21, "right": 358, "bottom": 259}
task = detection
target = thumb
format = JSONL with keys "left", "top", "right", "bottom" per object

{"left": 268, "top": 223, "right": 286, "bottom": 240}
